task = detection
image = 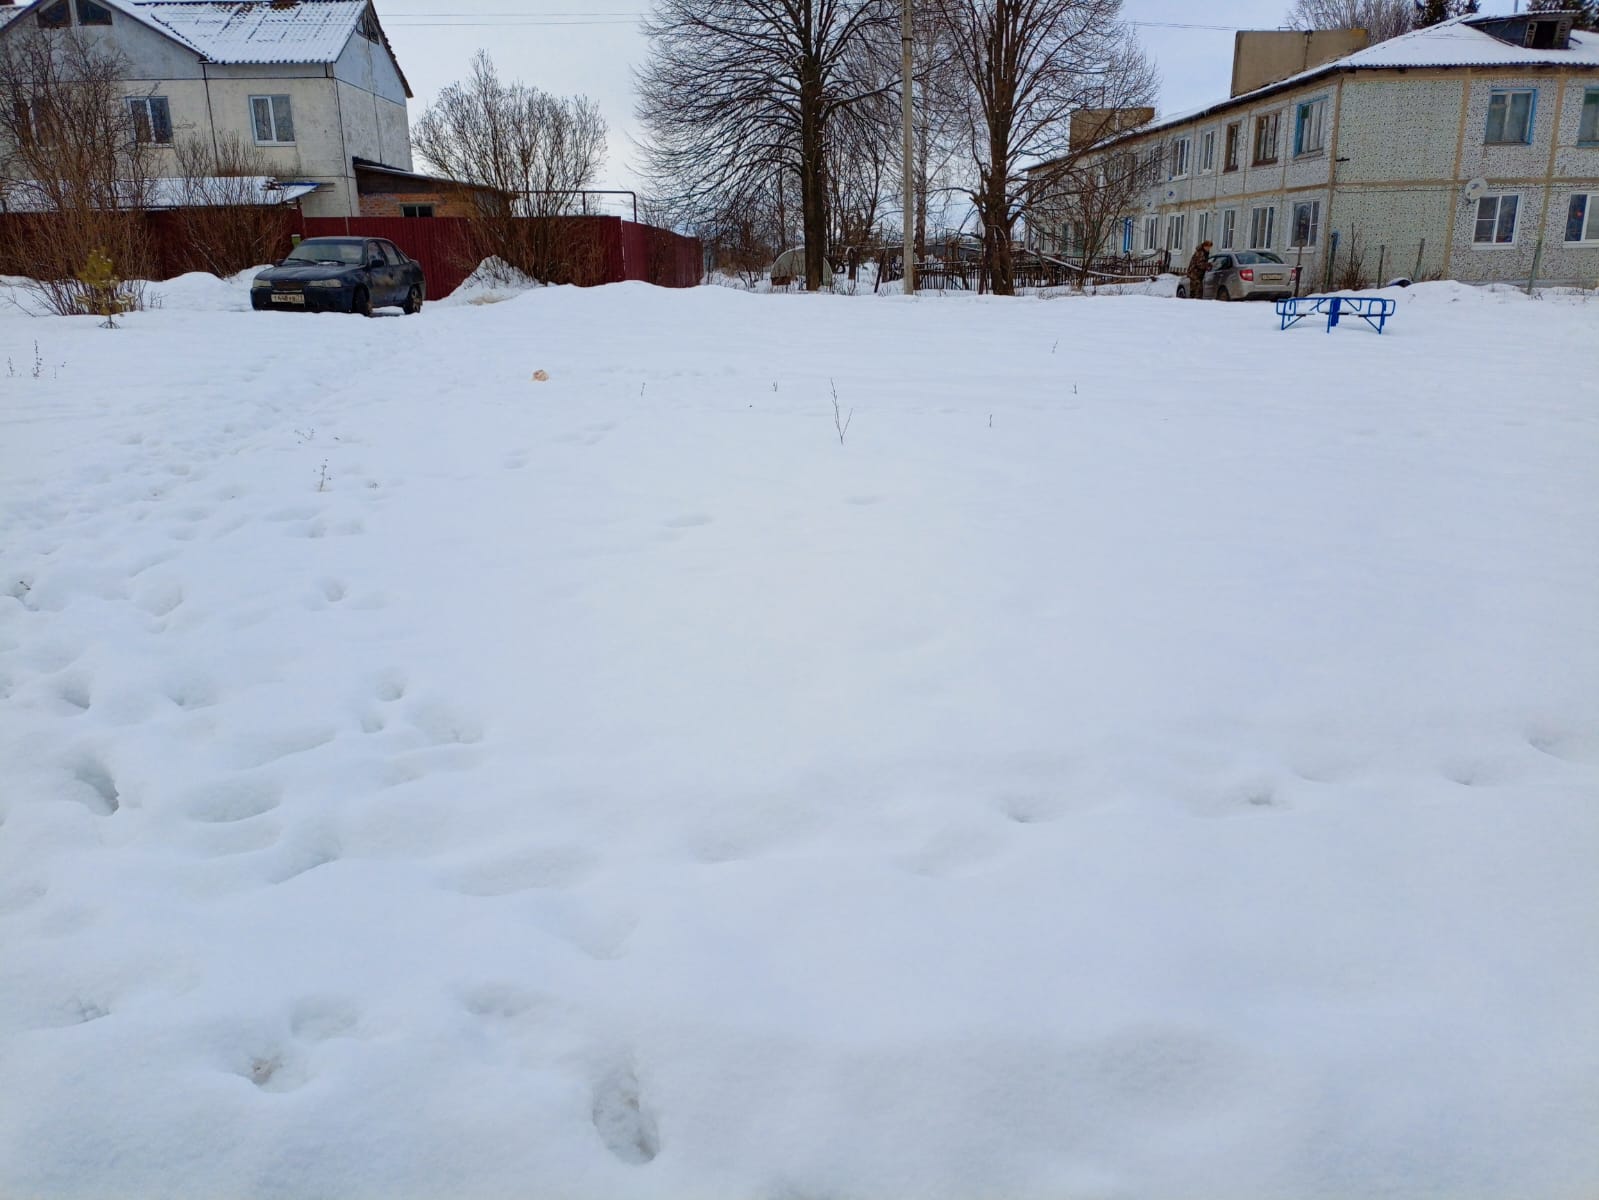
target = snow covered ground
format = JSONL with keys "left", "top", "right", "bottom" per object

{"left": 2, "top": 276, "right": 1596, "bottom": 1199}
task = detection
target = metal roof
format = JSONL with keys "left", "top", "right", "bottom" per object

{"left": 110, "top": 0, "right": 369, "bottom": 65}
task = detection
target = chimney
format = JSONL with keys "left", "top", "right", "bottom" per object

{"left": 1070, "top": 107, "right": 1156, "bottom": 152}
{"left": 1230, "top": 28, "right": 1370, "bottom": 98}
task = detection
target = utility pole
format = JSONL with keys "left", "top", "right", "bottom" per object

{"left": 901, "top": 0, "right": 916, "bottom": 295}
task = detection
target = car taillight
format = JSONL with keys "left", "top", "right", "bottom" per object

{"left": 1239, "top": 268, "right": 1255, "bottom": 282}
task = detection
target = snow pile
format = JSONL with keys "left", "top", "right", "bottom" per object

{"left": 1, "top": 283, "right": 1596, "bottom": 1200}
{"left": 146, "top": 268, "right": 264, "bottom": 312}
{"left": 436, "top": 257, "right": 544, "bottom": 307}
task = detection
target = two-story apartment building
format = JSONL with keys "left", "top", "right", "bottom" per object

{"left": 1029, "top": 12, "right": 1599, "bottom": 288}
{"left": 0, "top": 0, "right": 413, "bottom": 218}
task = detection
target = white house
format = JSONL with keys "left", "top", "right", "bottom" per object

{"left": 0, "top": 0, "right": 412, "bottom": 218}
{"left": 1029, "top": 12, "right": 1599, "bottom": 288}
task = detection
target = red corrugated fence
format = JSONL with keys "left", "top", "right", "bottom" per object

{"left": 297, "top": 215, "right": 702, "bottom": 297}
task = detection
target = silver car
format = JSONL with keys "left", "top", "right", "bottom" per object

{"left": 1177, "top": 250, "right": 1298, "bottom": 301}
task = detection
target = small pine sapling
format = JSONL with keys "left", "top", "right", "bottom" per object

{"left": 76, "top": 249, "right": 130, "bottom": 328}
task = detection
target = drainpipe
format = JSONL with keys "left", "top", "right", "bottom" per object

{"left": 201, "top": 62, "right": 219, "bottom": 159}
{"left": 329, "top": 64, "right": 355, "bottom": 218}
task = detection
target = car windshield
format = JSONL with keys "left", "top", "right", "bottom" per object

{"left": 284, "top": 241, "right": 364, "bottom": 266}
{"left": 1235, "top": 251, "right": 1285, "bottom": 265}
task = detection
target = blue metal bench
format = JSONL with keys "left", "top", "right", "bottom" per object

{"left": 1275, "top": 295, "right": 1396, "bottom": 334}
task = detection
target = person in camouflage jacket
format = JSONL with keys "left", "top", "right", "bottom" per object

{"left": 1186, "top": 241, "right": 1214, "bottom": 299}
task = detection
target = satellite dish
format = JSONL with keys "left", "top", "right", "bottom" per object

{"left": 1463, "top": 177, "right": 1489, "bottom": 204}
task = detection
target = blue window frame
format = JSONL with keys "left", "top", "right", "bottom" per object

{"left": 1294, "top": 98, "right": 1327, "bottom": 156}
{"left": 1485, "top": 89, "right": 1536, "bottom": 144}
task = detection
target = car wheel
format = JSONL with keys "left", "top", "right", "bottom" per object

{"left": 1216, "top": 286, "right": 1231, "bottom": 302}
{"left": 403, "top": 284, "right": 424, "bottom": 315}
{"left": 352, "top": 287, "right": 373, "bottom": 318}
{"left": 1175, "top": 283, "right": 1187, "bottom": 299}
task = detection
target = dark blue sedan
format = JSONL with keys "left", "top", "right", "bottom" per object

{"left": 251, "top": 237, "right": 426, "bottom": 316}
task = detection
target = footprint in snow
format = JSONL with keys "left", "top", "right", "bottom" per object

{"left": 592, "top": 1065, "right": 660, "bottom": 1166}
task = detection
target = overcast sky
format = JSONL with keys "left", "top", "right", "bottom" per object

{"left": 375, "top": 0, "right": 1511, "bottom": 195}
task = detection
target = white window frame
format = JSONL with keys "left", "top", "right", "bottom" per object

{"left": 1562, "top": 193, "right": 1597, "bottom": 243}
{"left": 1485, "top": 89, "right": 1536, "bottom": 145}
{"left": 1169, "top": 136, "right": 1190, "bottom": 180}
{"left": 1579, "top": 89, "right": 1599, "bottom": 145}
{"left": 250, "top": 94, "right": 294, "bottom": 145}
{"left": 126, "top": 95, "right": 172, "bottom": 145}
{"left": 1197, "top": 210, "right": 1211, "bottom": 246}
{"left": 1220, "top": 208, "right": 1237, "bottom": 249}
{"left": 1289, "top": 200, "right": 1320, "bottom": 248}
{"left": 1294, "top": 97, "right": 1327, "bottom": 157}
{"left": 1472, "top": 193, "right": 1521, "bottom": 246}
{"left": 1143, "top": 214, "right": 1159, "bottom": 252}
{"left": 1166, "top": 212, "right": 1185, "bottom": 251}
{"left": 1248, "top": 205, "right": 1276, "bottom": 249}
{"left": 1198, "top": 130, "right": 1216, "bottom": 173}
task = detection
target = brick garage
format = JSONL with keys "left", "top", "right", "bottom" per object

{"left": 353, "top": 158, "right": 495, "bottom": 219}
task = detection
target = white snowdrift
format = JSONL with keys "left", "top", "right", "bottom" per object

{"left": 0, "top": 281, "right": 1596, "bottom": 1200}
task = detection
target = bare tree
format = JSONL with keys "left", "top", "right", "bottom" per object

{"left": 168, "top": 133, "right": 295, "bottom": 277}
{"left": 903, "top": 9, "right": 966, "bottom": 263}
{"left": 701, "top": 195, "right": 786, "bottom": 287}
{"left": 1286, "top": 0, "right": 1413, "bottom": 42}
{"left": 1044, "top": 147, "right": 1151, "bottom": 277}
{"left": 932, "top": 0, "right": 1157, "bottom": 295}
{"left": 412, "top": 51, "right": 608, "bottom": 283}
{"left": 0, "top": 25, "right": 154, "bottom": 312}
{"left": 637, "top": 0, "right": 896, "bottom": 292}
{"left": 414, "top": 52, "right": 607, "bottom": 214}
{"left": 828, "top": 83, "right": 896, "bottom": 279}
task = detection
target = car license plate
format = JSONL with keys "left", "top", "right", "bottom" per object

{"left": 271, "top": 292, "right": 304, "bottom": 305}
{"left": 1260, "top": 273, "right": 1284, "bottom": 283}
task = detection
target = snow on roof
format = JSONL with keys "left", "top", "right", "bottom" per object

{"left": 143, "top": 175, "right": 322, "bottom": 207}
{"left": 1, "top": 176, "right": 319, "bottom": 211}
{"left": 1307, "top": 14, "right": 1599, "bottom": 71}
{"left": 110, "top": 0, "right": 371, "bottom": 65}
{"left": 1059, "top": 16, "right": 1599, "bottom": 160}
